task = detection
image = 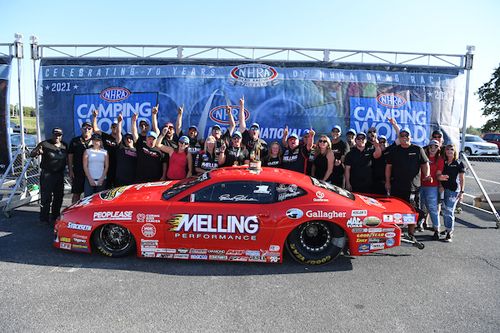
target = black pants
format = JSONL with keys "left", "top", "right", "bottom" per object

{"left": 40, "top": 171, "right": 64, "bottom": 222}
{"left": 390, "top": 188, "right": 427, "bottom": 223}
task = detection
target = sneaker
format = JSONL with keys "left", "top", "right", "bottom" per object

{"left": 432, "top": 231, "right": 440, "bottom": 240}
{"left": 440, "top": 230, "right": 447, "bottom": 236}
{"left": 414, "top": 225, "right": 423, "bottom": 233}
{"left": 445, "top": 232, "right": 453, "bottom": 242}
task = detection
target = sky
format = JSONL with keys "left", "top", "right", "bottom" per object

{"left": 1, "top": 0, "right": 499, "bottom": 128}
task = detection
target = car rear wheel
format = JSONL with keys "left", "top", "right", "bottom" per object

{"left": 465, "top": 147, "right": 472, "bottom": 156}
{"left": 286, "top": 221, "right": 346, "bottom": 265}
{"left": 93, "top": 224, "right": 135, "bottom": 258}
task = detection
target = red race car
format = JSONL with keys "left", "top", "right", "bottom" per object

{"left": 54, "top": 167, "right": 422, "bottom": 265}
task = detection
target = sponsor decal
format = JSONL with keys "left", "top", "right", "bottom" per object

{"left": 347, "top": 217, "right": 362, "bottom": 228}
{"left": 370, "top": 243, "right": 385, "bottom": 250}
{"left": 358, "top": 195, "right": 385, "bottom": 209}
{"left": 358, "top": 244, "right": 370, "bottom": 252}
{"left": 276, "top": 184, "right": 288, "bottom": 193}
{"left": 269, "top": 245, "right": 280, "bottom": 251}
{"left": 141, "top": 223, "right": 156, "bottom": 237}
{"left": 208, "top": 249, "right": 225, "bottom": 254}
{"left": 177, "top": 248, "right": 189, "bottom": 254}
{"left": 190, "top": 249, "right": 207, "bottom": 254}
{"left": 357, "top": 238, "right": 368, "bottom": 243}
{"left": 357, "top": 232, "right": 384, "bottom": 238}
{"left": 377, "top": 93, "right": 406, "bottom": 108}
{"left": 229, "top": 64, "right": 279, "bottom": 87}
{"left": 393, "top": 213, "right": 402, "bottom": 223}
{"left": 260, "top": 251, "right": 280, "bottom": 257}
{"left": 208, "top": 105, "right": 249, "bottom": 125}
{"left": 142, "top": 251, "right": 155, "bottom": 258}
{"left": 249, "top": 255, "right": 267, "bottom": 262}
{"left": 306, "top": 210, "right": 346, "bottom": 219}
{"left": 352, "top": 228, "right": 368, "bottom": 233}
{"left": 385, "top": 232, "right": 396, "bottom": 238}
{"left": 229, "top": 256, "right": 249, "bottom": 262}
{"left": 286, "top": 208, "right": 303, "bottom": 219}
{"left": 246, "top": 250, "right": 260, "bottom": 256}
{"left": 156, "top": 252, "right": 170, "bottom": 258}
{"left": 386, "top": 238, "right": 395, "bottom": 247}
{"left": 71, "top": 196, "right": 92, "bottom": 208}
{"left": 67, "top": 222, "right": 92, "bottom": 231}
{"left": 368, "top": 228, "right": 382, "bottom": 232}
{"left": 72, "top": 238, "right": 86, "bottom": 244}
{"left": 190, "top": 254, "right": 208, "bottom": 260}
{"left": 72, "top": 234, "right": 88, "bottom": 240}
{"left": 72, "top": 244, "right": 89, "bottom": 252}
{"left": 403, "top": 214, "right": 416, "bottom": 224}
{"left": 60, "top": 242, "right": 71, "bottom": 250}
{"left": 369, "top": 238, "right": 386, "bottom": 243}
{"left": 209, "top": 255, "right": 228, "bottom": 261}
{"left": 313, "top": 191, "right": 329, "bottom": 202}
{"left": 99, "top": 186, "right": 132, "bottom": 200}
{"left": 168, "top": 214, "right": 259, "bottom": 235}
{"left": 269, "top": 256, "right": 280, "bottom": 263}
{"left": 218, "top": 194, "right": 258, "bottom": 202}
{"left": 101, "top": 87, "right": 131, "bottom": 102}
{"left": 363, "top": 216, "right": 381, "bottom": 227}
{"left": 383, "top": 214, "right": 393, "bottom": 222}
{"left": 254, "top": 185, "right": 270, "bottom": 194}
{"left": 60, "top": 237, "right": 71, "bottom": 243}
{"left": 166, "top": 248, "right": 177, "bottom": 253}
{"left": 136, "top": 213, "right": 161, "bottom": 223}
{"left": 141, "top": 239, "right": 158, "bottom": 249}
{"left": 93, "top": 210, "right": 133, "bottom": 221}
{"left": 351, "top": 210, "right": 368, "bottom": 217}
{"left": 226, "top": 250, "right": 245, "bottom": 256}
{"left": 382, "top": 228, "right": 395, "bottom": 232}
{"left": 174, "top": 254, "right": 190, "bottom": 259}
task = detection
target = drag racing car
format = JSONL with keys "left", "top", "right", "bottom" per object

{"left": 54, "top": 167, "right": 422, "bottom": 265}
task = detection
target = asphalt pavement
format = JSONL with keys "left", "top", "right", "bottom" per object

{"left": 1, "top": 197, "right": 500, "bottom": 333}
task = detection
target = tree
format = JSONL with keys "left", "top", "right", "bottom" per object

{"left": 478, "top": 66, "right": 500, "bottom": 133}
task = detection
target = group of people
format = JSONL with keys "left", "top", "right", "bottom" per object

{"left": 31, "top": 96, "right": 465, "bottom": 244}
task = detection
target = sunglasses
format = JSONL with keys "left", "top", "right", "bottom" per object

{"left": 400, "top": 133, "right": 410, "bottom": 138}
{"left": 111, "top": 124, "right": 117, "bottom": 128}
{"left": 232, "top": 137, "right": 241, "bottom": 140}
{"left": 379, "top": 140, "right": 386, "bottom": 144}
{"left": 179, "top": 141, "right": 189, "bottom": 145}
{"left": 166, "top": 126, "right": 174, "bottom": 129}
{"left": 446, "top": 148, "right": 455, "bottom": 151}
{"left": 433, "top": 135, "right": 442, "bottom": 138}
{"left": 356, "top": 137, "right": 366, "bottom": 140}
{"left": 331, "top": 129, "right": 340, "bottom": 133}
{"left": 125, "top": 136, "right": 133, "bottom": 140}
{"left": 206, "top": 141, "right": 215, "bottom": 144}
{"left": 318, "top": 139, "right": 328, "bottom": 143}
{"left": 368, "top": 131, "right": 376, "bottom": 134}
{"left": 82, "top": 126, "right": 92, "bottom": 130}
{"left": 212, "top": 128, "right": 221, "bottom": 132}
{"left": 250, "top": 126, "right": 259, "bottom": 130}
{"left": 139, "top": 123, "right": 149, "bottom": 127}
{"left": 430, "top": 145, "right": 438, "bottom": 148}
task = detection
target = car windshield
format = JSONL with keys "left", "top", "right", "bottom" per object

{"left": 310, "top": 177, "right": 355, "bottom": 200}
{"left": 466, "top": 136, "right": 485, "bottom": 143}
{"left": 162, "top": 171, "right": 211, "bottom": 200}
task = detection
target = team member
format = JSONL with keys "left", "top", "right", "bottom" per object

{"left": 30, "top": 127, "right": 68, "bottom": 227}
{"left": 195, "top": 136, "right": 219, "bottom": 174}
{"left": 161, "top": 104, "right": 184, "bottom": 148}
{"left": 281, "top": 126, "right": 314, "bottom": 173}
{"left": 156, "top": 133, "right": 193, "bottom": 180}
{"left": 311, "top": 135, "right": 334, "bottom": 182}
{"left": 219, "top": 131, "right": 250, "bottom": 167}
{"left": 133, "top": 104, "right": 160, "bottom": 145}
{"left": 133, "top": 126, "right": 167, "bottom": 183}
{"left": 92, "top": 108, "right": 119, "bottom": 189}
{"left": 366, "top": 127, "right": 377, "bottom": 149}
{"left": 82, "top": 133, "right": 109, "bottom": 197}
{"left": 238, "top": 96, "right": 268, "bottom": 159}
{"left": 345, "top": 128, "right": 356, "bottom": 149}
{"left": 330, "top": 125, "right": 349, "bottom": 187}
{"left": 344, "top": 132, "right": 382, "bottom": 193}
{"left": 115, "top": 113, "right": 137, "bottom": 186}
{"left": 437, "top": 144, "right": 465, "bottom": 242}
{"left": 262, "top": 142, "right": 282, "bottom": 167}
{"left": 385, "top": 128, "right": 431, "bottom": 241}
{"left": 371, "top": 135, "right": 389, "bottom": 195}
{"left": 68, "top": 121, "right": 93, "bottom": 203}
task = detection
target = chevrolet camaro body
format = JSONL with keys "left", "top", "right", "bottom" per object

{"left": 54, "top": 167, "right": 416, "bottom": 265}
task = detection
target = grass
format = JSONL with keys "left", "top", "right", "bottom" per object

{"left": 10, "top": 117, "right": 37, "bottom": 135}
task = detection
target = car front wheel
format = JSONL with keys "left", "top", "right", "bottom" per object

{"left": 286, "top": 221, "right": 346, "bottom": 265}
{"left": 93, "top": 224, "right": 135, "bottom": 258}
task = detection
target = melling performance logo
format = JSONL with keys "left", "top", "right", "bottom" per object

{"left": 229, "top": 64, "right": 279, "bottom": 87}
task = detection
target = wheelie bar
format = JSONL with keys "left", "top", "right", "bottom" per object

{"left": 400, "top": 238, "right": 425, "bottom": 250}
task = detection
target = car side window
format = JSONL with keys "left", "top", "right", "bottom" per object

{"left": 275, "top": 183, "right": 307, "bottom": 202}
{"left": 189, "top": 181, "right": 274, "bottom": 204}
{"left": 484, "top": 134, "right": 492, "bottom": 140}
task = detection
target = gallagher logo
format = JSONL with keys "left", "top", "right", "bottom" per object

{"left": 229, "top": 64, "right": 279, "bottom": 87}
{"left": 377, "top": 93, "right": 405, "bottom": 108}
{"left": 101, "top": 87, "right": 131, "bottom": 102}
{"left": 209, "top": 105, "right": 249, "bottom": 124}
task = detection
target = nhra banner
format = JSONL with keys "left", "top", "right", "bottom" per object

{"left": 38, "top": 60, "right": 465, "bottom": 147}
{"left": 0, "top": 57, "right": 12, "bottom": 173}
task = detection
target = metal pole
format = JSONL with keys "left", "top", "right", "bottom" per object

{"left": 461, "top": 45, "right": 475, "bottom": 152}
{"left": 30, "top": 35, "right": 41, "bottom": 143}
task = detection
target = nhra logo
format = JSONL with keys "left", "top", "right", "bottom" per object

{"left": 377, "top": 93, "right": 406, "bottom": 108}
{"left": 100, "top": 87, "right": 130, "bottom": 102}
{"left": 209, "top": 105, "right": 249, "bottom": 125}
{"left": 229, "top": 64, "right": 279, "bottom": 87}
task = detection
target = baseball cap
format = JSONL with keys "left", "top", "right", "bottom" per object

{"left": 250, "top": 123, "right": 260, "bottom": 130}
{"left": 179, "top": 136, "right": 189, "bottom": 144}
{"left": 232, "top": 131, "right": 242, "bottom": 138}
{"left": 164, "top": 122, "right": 174, "bottom": 128}
{"left": 52, "top": 127, "right": 63, "bottom": 135}
{"left": 82, "top": 121, "right": 91, "bottom": 127}
{"left": 147, "top": 131, "right": 158, "bottom": 139}
{"left": 429, "top": 139, "right": 440, "bottom": 146}
{"left": 378, "top": 135, "right": 387, "bottom": 141}
{"left": 399, "top": 127, "right": 411, "bottom": 135}
{"left": 139, "top": 119, "right": 150, "bottom": 126}
{"left": 288, "top": 133, "right": 299, "bottom": 140}
{"left": 356, "top": 132, "right": 367, "bottom": 138}
{"left": 331, "top": 125, "right": 342, "bottom": 132}
{"left": 91, "top": 133, "right": 102, "bottom": 141}
{"left": 346, "top": 128, "right": 356, "bottom": 136}
{"left": 212, "top": 125, "right": 221, "bottom": 131}
{"left": 432, "top": 129, "right": 443, "bottom": 136}
{"left": 189, "top": 125, "right": 198, "bottom": 131}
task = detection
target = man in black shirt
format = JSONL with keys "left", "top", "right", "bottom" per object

{"left": 282, "top": 127, "right": 315, "bottom": 174}
{"left": 238, "top": 96, "right": 268, "bottom": 159}
{"left": 213, "top": 105, "right": 236, "bottom": 153}
{"left": 330, "top": 125, "right": 350, "bottom": 187}
{"left": 68, "top": 121, "right": 93, "bottom": 203}
{"left": 386, "top": 127, "right": 431, "bottom": 240}
{"left": 345, "top": 132, "right": 381, "bottom": 193}
{"left": 114, "top": 113, "right": 137, "bottom": 186}
{"left": 30, "top": 127, "right": 68, "bottom": 227}
{"left": 219, "top": 131, "right": 250, "bottom": 167}
{"left": 134, "top": 131, "right": 167, "bottom": 183}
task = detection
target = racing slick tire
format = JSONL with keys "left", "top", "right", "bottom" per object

{"left": 93, "top": 223, "right": 136, "bottom": 258}
{"left": 285, "top": 221, "right": 346, "bottom": 265}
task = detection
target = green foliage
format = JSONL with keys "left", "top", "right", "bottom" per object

{"left": 478, "top": 66, "right": 500, "bottom": 133}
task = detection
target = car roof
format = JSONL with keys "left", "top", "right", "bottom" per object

{"left": 208, "top": 166, "right": 309, "bottom": 183}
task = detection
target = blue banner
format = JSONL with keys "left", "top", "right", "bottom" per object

{"left": 39, "top": 61, "right": 465, "bottom": 147}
